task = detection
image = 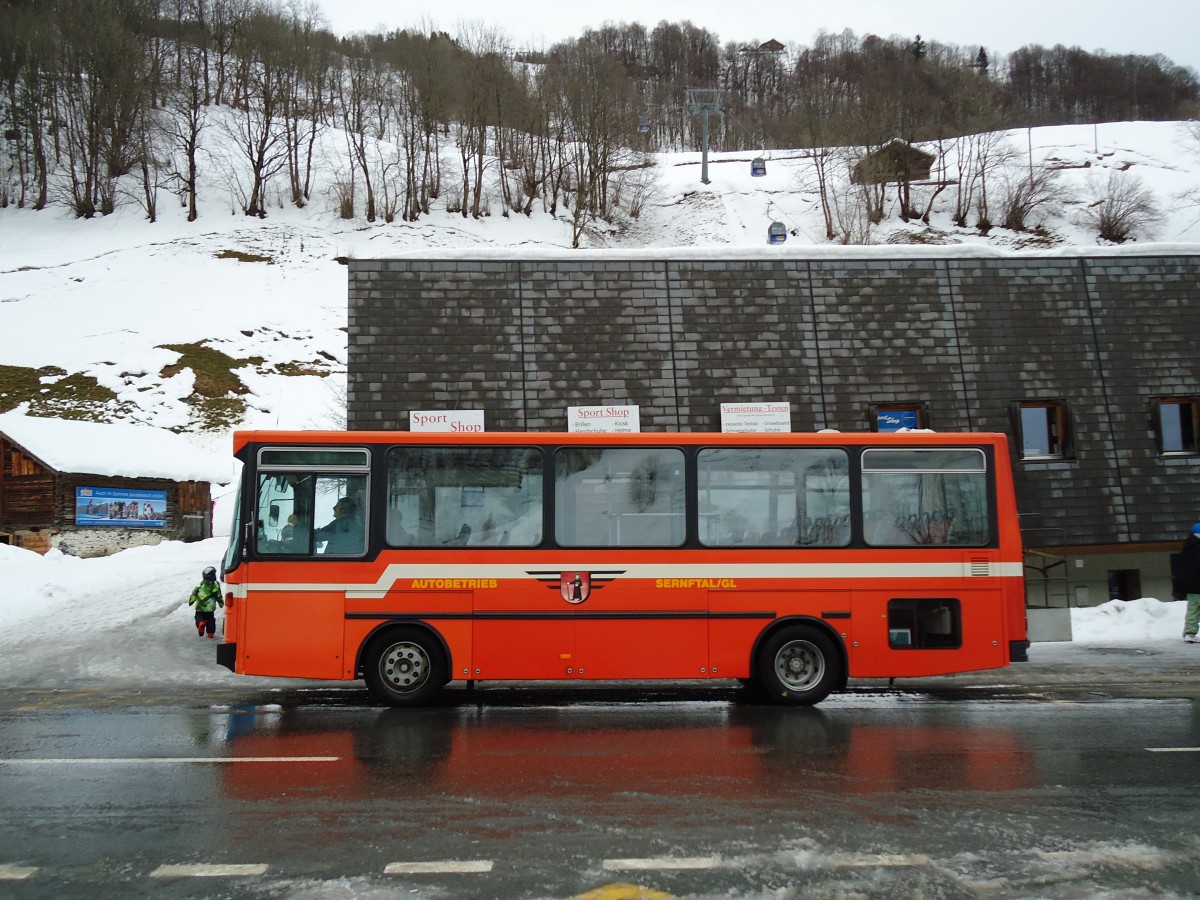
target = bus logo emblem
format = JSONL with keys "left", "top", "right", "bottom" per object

{"left": 561, "top": 572, "right": 591, "bottom": 604}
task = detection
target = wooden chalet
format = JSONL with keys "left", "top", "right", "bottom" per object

{"left": 0, "top": 412, "right": 230, "bottom": 557}
{"left": 851, "top": 139, "right": 936, "bottom": 185}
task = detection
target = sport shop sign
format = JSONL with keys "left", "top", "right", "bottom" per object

{"left": 567, "top": 406, "right": 641, "bottom": 433}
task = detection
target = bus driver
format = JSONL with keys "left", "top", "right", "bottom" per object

{"left": 314, "top": 497, "right": 364, "bottom": 554}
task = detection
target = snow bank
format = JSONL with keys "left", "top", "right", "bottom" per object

{"left": 1069, "top": 597, "right": 1186, "bottom": 643}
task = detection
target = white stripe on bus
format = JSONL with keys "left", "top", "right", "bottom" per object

{"left": 239, "top": 561, "right": 1023, "bottom": 597}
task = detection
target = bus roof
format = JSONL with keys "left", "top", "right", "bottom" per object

{"left": 232, "top": 430, "right": 1011, "bottom": 454}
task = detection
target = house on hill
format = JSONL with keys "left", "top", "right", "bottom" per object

{"left": 850, "top": 139, "right": 936, "bottom": 185}
{"left": 0, "top": 412, "right": 230, "bottom": 557}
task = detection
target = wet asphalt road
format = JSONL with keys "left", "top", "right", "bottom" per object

{"left": 2, "top": 681, "right": 1199, "bottom": 899}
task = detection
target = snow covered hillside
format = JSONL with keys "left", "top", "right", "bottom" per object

{"left": 2, "top": 119, "right": 1198, "bottom": 452}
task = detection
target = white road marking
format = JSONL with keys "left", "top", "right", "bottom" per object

{"left": 0, "top": 865, "right": 39, "bottom": 880}
{"left": 150, "top": 864, "right": 268, "bottom": 878}
{"left": 1146, "top": 747, "right": 1200, "bottom": 753}
{"left": 824, "top": 853, "right": 933, "bottom": 867}
{"left": 603, "top": 857, "right": 722, "bottom": 871}
{"left": 0, "top": 757, "right": 339, "bottom": 765}
{"left": 385, "top": 860, "right": 494, "bottom": 874}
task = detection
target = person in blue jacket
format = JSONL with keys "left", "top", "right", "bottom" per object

{"left": 188, "top": 566, "right": 224, "bottom": 639}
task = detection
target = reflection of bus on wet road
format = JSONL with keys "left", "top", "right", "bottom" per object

{"left": 217, "top": 431, "right": 1028, "bottom": 706}
{"left": 217, "top": 705, "right": 1038, "bottom": 803}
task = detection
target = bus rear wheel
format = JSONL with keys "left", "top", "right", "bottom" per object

{"left": 364, "top": 628, "right": 445, "bottom": 707}
{"left": 756, "top": 626, "right": 839, "bottom": 706}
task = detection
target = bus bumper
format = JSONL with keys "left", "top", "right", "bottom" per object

{"left": 217, "top": 642, "right": 237, "bottom": 672}
{"left": 1009, "top": 640, "right": 1030, "bottom": 662}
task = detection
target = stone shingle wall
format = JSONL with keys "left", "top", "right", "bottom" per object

{"left": 347, "top": 255, "right": 1200, "bottom": 548}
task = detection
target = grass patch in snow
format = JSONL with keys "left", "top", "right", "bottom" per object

{"left": 214, "top": 249, "right": 274, "bottom": 264}
{"left": 0, "top": 364, "right": 133, "bottom": 420}
{"left": 159, "top": 341, "right": 265, "bottom": 430}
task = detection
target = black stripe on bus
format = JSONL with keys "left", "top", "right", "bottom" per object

{"left": 345, "top": 610, "right": 777, "bottom": 621}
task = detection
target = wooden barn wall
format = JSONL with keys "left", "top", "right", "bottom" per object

{"left": 1, "top": 437, "right": 56, "bottom": 525}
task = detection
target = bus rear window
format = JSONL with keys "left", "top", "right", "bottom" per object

{"left": 861, "top": 448, "right": 989, "bottom": 546}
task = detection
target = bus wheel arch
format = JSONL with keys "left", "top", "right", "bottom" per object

{"left": 359, "top": 622, "right": 449, "bottom": 707}
{"left": 752, "top": 617, "right": 846, "bottom": 706}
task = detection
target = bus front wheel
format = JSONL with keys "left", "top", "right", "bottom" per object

{"left": 364, "top": 628, "right": 445, "bottom": 707}
{"left": 756, "top": 626, "right": 839, "bottom": 706}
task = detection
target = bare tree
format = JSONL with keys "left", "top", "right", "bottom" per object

{"left": 162, "top": 41, "right": 208, "bottom": 220}
{"left": 0, "top": 2, "right": 55, "bottom": 209}
{"left": 280, "top": 4, "right": 331, "bottom": 208}
{"left": 1082, "top": 170, "right": 1163, "bottom": 242}
{"left": 543, "top": 38, "right": 639, "bottom": 247}
{"left": 999, "top": 163, "right": 1064, "bottom": 231}
{"left": 827, "top": 150, "right": 876, "bottom": 245}
{"left": 54, "top": 0, "right": 151, "bottom": 217}
{"left": 335, "top": 44, "right": 385, "bottom": 221}
{"left": 226, "top": 2, "right": 291, "bottom": 217}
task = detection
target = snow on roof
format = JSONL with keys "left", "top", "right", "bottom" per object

{"left": 351, "top": 242, "right": 1200, "bottom": 263}
{"left": 0, "top": 411, "right": 231, "bottom": 484}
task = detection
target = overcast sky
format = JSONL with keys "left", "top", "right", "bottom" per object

{"left": 320, "top": 1, "right": 1200, "bottom": 72}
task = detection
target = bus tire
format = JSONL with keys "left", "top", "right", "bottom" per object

{"left": 756, "top": 625, "right": 840, "bottom": 706}
{"left": 363, "top": 627, "right": 445, "bottom": 707}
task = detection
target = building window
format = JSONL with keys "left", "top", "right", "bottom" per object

{"left": 1154, "top": 397, "right": 1199, "bottom": 455}
{"left": 1107, "top": 569, "right": 1141, "bottom": 601}
{"left": 1014, "top": 401, "right": 1072, "bottom": 460}
{"left": 870, "top": 402, "right": 929, "bottom": 433}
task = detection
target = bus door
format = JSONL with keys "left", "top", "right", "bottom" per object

{"left": 243, "top": 450, "right": 370, "bottom": 680}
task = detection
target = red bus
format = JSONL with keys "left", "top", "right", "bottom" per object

{"left": 217, "top": 430, "right": 1028, "bottom": 706}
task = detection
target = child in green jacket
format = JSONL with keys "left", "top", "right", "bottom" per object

{"left": 188, "top": 566, "right": 224, "bottom": 639}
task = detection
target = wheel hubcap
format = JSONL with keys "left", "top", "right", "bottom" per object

{"left": 774, "top": 640, "right": 824, "bottom": 691}
{"left": 381, "top": 642, "right": 429, "bottom": 693}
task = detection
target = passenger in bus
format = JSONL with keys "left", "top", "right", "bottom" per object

{"left": 444, "top": 523, "right": 471, "bottom": 546}
{"left": 280, "top": 514, "right": 298, "bottom": 542}
{"left": 386, "top": 508, "right": 413, "bottom": 545}
{"left": 314, "top": 497, "right": 364, "bottom": 554}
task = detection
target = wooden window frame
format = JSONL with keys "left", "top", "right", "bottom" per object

{"left": 1013, "top": 400, "right": 1073, "bottom": 461}
{"left": 1152, "top": 396, "right": 1200, "bottom": 456}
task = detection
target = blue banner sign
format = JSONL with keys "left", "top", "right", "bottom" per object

{"left": 877, "top": 410, "right": 919, "bottom": 432}
{"left": 75, "top": 487, "right": 168, "bottom": 527}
